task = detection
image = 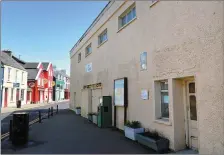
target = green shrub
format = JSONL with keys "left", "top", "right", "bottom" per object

{"left": 125, "top": 120, "right": 141, "bottom": 129}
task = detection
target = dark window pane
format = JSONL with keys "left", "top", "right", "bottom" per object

{"left": 189, "top": 83, "right": 195, "bottom": 93}
{"left": 190, "top": 95, "right": 197, "bottom": 120}
{"left": 161, "top": 92, "right": 169, "bottom": 118}
{"left": 127, "top": 11, "right": 132, "bottom": 22}
{"left": 132, "top": 7, "right": 136, "bottom": 18}
{"left": 121, "top": 15, "right": 127, "bottom": 26}
{"left": 161, "top": 81, "right": 168, "bottom": 90}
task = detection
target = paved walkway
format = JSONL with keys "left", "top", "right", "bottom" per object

{"left": 1, "top": 109, "right": 156, "bottom": 154}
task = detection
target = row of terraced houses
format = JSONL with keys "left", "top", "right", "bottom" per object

{"left": 0, "top": 50, "right": 70, "bottom": 108}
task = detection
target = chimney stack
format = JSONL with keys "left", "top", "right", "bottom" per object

{"left": 61, "top": 69, "right": 66, "bottom": 74}
{"left": 2, "top": 50, "right": 12, "bottom": 57}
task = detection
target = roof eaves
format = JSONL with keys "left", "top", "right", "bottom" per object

{"left": 69, "top": 1, "right": 112, "bottom": 55}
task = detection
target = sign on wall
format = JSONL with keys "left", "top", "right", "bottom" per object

{"left": 140, "top": 52, "right": 147, "bottom": 70}
{"left": 114, "top": 78, "right": 128, "bottom": 107}
{"left": 85, "top": 63, "right": 92, "bottom": 73}
{"left": 13, "top": 83, "right": 20, "bottom": 88}
{"left": 141, "top": 89, "right": 149, "bottom": 100}
{"left": 29, "top": 82, "right": 35, "bottom": 88}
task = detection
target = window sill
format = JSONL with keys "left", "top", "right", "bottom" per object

{"left": 97, "top": 40, "right": 108, "bottom": 48}
{"left": 154, "top": 118, "right": 172, "bottom": 126}
{"left": 150, "top": 1, "right": 159, "bottom": 8}
{"left": 85, "top": 52, "right": 92, "bottom": 58}
{"left": 117, "top": 17, "right": 137, "bottom": 33}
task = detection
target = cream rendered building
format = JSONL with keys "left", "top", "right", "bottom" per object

{"left": 1, "top": 51, "right": 28, "bottom": 107}
{"left": 70, "top": 1, "right": 224, "bottom": 154}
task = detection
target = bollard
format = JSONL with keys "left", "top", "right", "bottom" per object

{"left": 51, "top": 107, "right": 53, "bottom": 116}
{"left": 56, "top": 105, "right": 58, "bottom": 114}
{"left": 48, "top": 108, "right": 50, "bottom": 118}
{"left": 39, "top": 111, "right": 41, "bottom": 123}
{"left": 9, "top": 120, "right": 13, "bottom": 141}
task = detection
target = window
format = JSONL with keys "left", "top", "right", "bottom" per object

{"left": 42, "top": 79, "right": 44, "bottom": 86}
{"left": 150, "top": 0, "right": 159, "bottom": 7}
{"left": 119, "top": 5, "right": 136, "bottom": 29}
{"left": 15, "top": 70, "right": 18, "bottom": 82}
{"left": 78, "top": 53, "right": 81, "bottom": 63}
{"left": 7, "top": 68, "right": 11, "bottom": 81}
{"left": 22, "top": 72, "right": 24, "bottom": 84}
{"left": 38, "top": 79, "right": 41, "bottom": 85}
{"left": 10, "top": 88, "right": 13, "bottom": 101}
{"left": 160, "top": 81, "right": 169, "bottom": 118}
{"left": 85, "top": 44, "right": 92, "bottom": 57}
{"left": 98, "top": 29, "right": 108, "bottom": 45}
{"left": 21, "top": 89, "right": 24, "bottom": 101}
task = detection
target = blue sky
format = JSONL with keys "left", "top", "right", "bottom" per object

{"left": 1, "top": 1, "right": 108, "bottom": 75}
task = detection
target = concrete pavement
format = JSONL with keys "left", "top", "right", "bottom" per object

{"left": 1, "top": 109, "right": 156, "bottom": 154}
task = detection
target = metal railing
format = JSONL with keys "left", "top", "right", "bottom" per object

{"left": 1, "top": 105, "right": 59, "bottom": 141}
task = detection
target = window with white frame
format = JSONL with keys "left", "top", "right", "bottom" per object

{"left": 85, "top": 43, "right": 92, "bottom": 57}
{"left": 42, "top": 79, "right": 44, "bottom": 86}
{"left": 154, "top": 80, "right": 170, "bottom": 120}
{"left": 160, "top": 81, "right": 169, "bottom": 118}
{"left": 21, "top": 89, "right": 24, "bottom": 101}
{"left": 7, "top": 68, "right": 11, "bottom": 81}
{"left": 21, "top": 72, "right": 24, "bottom": 84}
{"left": 15, "top": 70, "right": 18, "bottom": 82}
{"left": 98, "top": 29, "right": 108, "bottom": 45}
{"left": 119, "top": 4, "right": 136, "bottom": 29}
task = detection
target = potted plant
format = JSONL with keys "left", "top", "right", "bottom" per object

{"left": 75, "top": 107, "right": 81, "bottom": 115}
{"left": 136, "top": 129, "right": 169, "bottom": 153}
{"left": 87, "top": 113, "right": 93, "bottom": 122}
{"left": 92, "top": 113, "right": 98, "bottom": 125}
{"left": 124, "top": 121, "right": 144, "bottom": 141}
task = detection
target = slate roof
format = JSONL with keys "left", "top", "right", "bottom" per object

{"left": 0, "top": 51, "right": 26, "bottom": 71}
{"left": 24, "top": 62, "right": 39, "bottom": 69}
{"left": 53, "top": 70, "right": 69, "bottom": 78}
{"left": 26, "top": 69, "right": 38, "bottom": 80}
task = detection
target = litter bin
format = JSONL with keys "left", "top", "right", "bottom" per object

{"left": 16, "top": 100, "right": 21, "bottom": 108}
{"left": 12, "top": 112, "right": 29, "bottom": 146}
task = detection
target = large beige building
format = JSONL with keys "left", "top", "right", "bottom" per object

{"left": 70, "top": 1, "right": 224, "bottom": 154}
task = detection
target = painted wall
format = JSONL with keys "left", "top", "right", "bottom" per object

{"left": 2, "top": 65, "right": 28, "bottom": 107}
{"left": 70, "top": 1, "right": 224, "bottom": 154}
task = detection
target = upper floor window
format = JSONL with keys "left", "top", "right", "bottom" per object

{"left": 21, "top": 89, "right": 24, "bottom": 101}
{"left": 98, "top": 29, "right": 108, "bottom": 46}
{"left": 21, "top": 72, "right": 24, "bottom": 84}
{"left": 85, "top": 43, "right": 92, "bottom": 57}
{"left": 78, "top": 53, "right": 81, "bottom": 63}
{"left": 119, "top": 4, "right": 136, "bottom": 29}
{"left": 7, "top": 68, "right": 11, "bottom": 81}
{"left": 15, "top": 70, "right": 18, "bottom": 83}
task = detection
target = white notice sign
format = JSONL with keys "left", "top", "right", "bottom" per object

{"left": 141, "top": 89, "right": 149, "bottom": 100}
{"left": 85, "top": 63, "right": 92, "bottom": 73}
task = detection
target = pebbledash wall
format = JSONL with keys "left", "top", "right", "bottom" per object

{"left": 70, "top": 1, "right": 224, "bottom": 154}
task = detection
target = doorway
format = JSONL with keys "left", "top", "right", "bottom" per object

{"left": 91, "top": 89, "right": 102, "bottom": 113}
{"left": 185, "top": 81, "right": 198, "bottom": 150}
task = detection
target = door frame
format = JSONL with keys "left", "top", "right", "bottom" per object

{"left": 4, "top": 88, "right": 8, "bottom": 107}
{"left": 183, "top": 78, "right": 199, "bottom": 150}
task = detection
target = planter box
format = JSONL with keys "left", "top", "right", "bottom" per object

{"left": 136, "top": 133, "right": 169, "bottom": 153}
{"left": 92, "top": 115, "right": 98, "bottom": 125}
{"left": 75, "top": 109, "right": 81, "bottom": 115}
{"left": 87, "top": 114, "right": 92, "bottom": 122}
{"left": 124, "top": 126, "right": 144, "bottom": 141}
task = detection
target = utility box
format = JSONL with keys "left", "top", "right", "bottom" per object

{"left": 97, "top": 96, "right": 112, "bottom": 128}
{"left": 12, "top": 112, "right": 29, "bottom": 146}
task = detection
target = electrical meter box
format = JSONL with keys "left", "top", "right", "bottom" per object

{"left": 97, "top": 96, "right": 112, "bottom": 128}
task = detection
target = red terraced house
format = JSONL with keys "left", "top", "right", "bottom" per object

{"left": 25, "top": 62, "right": 45, "bottom": 104}
{"left": 42, "top": 62, "right": 54, "bottom": 102}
